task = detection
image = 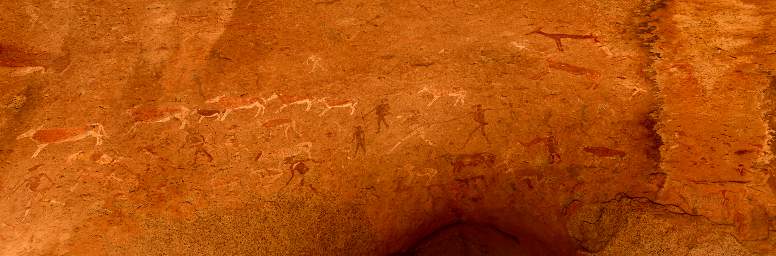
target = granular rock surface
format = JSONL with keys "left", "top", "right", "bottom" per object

{"left": 1, "top": 0, "right": 775, "bottom": 255}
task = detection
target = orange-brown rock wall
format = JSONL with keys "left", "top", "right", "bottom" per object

{"left": 1, "top": 0, "right": 775, "bottom": 255}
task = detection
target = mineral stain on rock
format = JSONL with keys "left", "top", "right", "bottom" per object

{"left": 0, "top": 44, "right": 51, "bottom": 67}
{"left": 583, "top": 147, "right": 627, "bottom": 157}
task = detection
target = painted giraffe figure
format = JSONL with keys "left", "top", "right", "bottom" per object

{"left": 317, "top": 97, "right": 357, "bottom": 116}
{"left": 263, "top": 93, "right": 314, "bottom": 113}
{"left": 126, "top": 104, "right": 190, "bottom": 133}
{"left": 17, "top": 123, "right": 108, "bottom": 158}
{"left": 262, "top": 118, "right": 301, "bottom": 138}
{"left": 526, "top": 28, "right": 600, "bottom": 52}
{"left": 417, "top": 86, "right": 467, "bottom": 107}
{"left": 205, "top": 94, "right": 266, "bottom": 121}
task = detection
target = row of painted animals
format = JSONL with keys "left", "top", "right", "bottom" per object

{"left": 199, "top": 86, "right": 465, "bottom": 121}
{"left": 14, "top": 114, "right": 298, "bottom": 159}
{"left": 122, "top": 93, "right": 356, "bottom": 141}
{"left": 15, "top": 86, "right": 468, "bottom": 158}
{"left": 134, "top": 85, "right": 466, "bottom": 131}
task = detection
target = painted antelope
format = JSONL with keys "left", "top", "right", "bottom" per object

{"left": 126, "top": 104, "right": 190, "bottom": 133}
{"left": 417, "top": 86, "right": 467, "bottom": 107}
{"left": 546, "top": 59, "right": 601, "bottom": 82}
{"left": 262, "top": 118, "right": 301, "bottom": 138}
{"left": 317, "top": 97, "right": 357, "bottom": 116}
{"left": 205, "top": 94, "right": 266, "bottom": 121}
{"left": 191, "top": 108, "right": 223, "bottom": 123}
{"left": 17, "top": 123, "right": 108, "bottom": 158}
{"left": 263, "top": 93, "right": 314, "bottom": 113}
{"left": 441, "top": 152, "right": 496, "bottom": 173}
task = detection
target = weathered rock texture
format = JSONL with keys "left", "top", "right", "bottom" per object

{"left": 0, "top": 0, "right": 774, "bottom": 255}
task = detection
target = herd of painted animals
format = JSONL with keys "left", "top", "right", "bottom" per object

{"left": 15, "top": 85, "right": 480, "bottom": 158}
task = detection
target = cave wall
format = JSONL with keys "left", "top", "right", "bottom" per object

{"left": 1, "top": 0, "right": 775, "bottom": 255}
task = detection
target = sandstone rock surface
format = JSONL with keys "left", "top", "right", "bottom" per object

{"left": 1, "top": 0, "right": 775, "bottom": 255}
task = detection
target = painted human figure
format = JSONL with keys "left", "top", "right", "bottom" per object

{"left": 181, "top": 132, "right": 213, "bottom": 164}
{"left": 546, "top": 135, "right": 560, "bottom": 163}
{"left": 375, "top": 98, "right": 390, "bottom": 133}
{"left": 283, "top": 157, "right": 310, "bottom": 186}
{"left": 352, "top": 125, "right": 366, "bottom": 156}
{"left": 281, "top": 154, "right": 320, "bottom": 194}
{"left": 462, "top": 104, "right": 491, "bottom": 148}
{"left": 521, "top": 133, "right": 561, "bottom": 164}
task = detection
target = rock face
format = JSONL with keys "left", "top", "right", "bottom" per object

{"left": 0, "top": 0, "right": 774, "bottom": 255}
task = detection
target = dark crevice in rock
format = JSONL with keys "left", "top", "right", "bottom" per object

{"left": 641, "top": 109, "right": 663, "bottom": 165}
{"left": 392, "top": 222, "right": 530, "bottom": 256}
{"left": 635, "top": 0, "right": 669, "bottom": 60}
{"left": 599, "top": 193, "right": 737, "bottom": 228}
{"left": 634, "top": 0, "right": 668, "bottom": 169}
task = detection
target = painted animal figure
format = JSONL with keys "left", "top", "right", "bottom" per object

{"left": 191, "top": 108, "right": 223, "bottom": 123}
{"left": 417, "top": 86, "right": 466, "bottom": 107}
{"left": 262, "top": 118, "right": 301, "bottom": 138}
{"left": 317, "top": 97, "right": 357, "bottom": 116}
{"left": 253, "top": 143, "right": 314, "bottom": 188}
{"left": 441, "top": 153, "right": 496, "bottom": 173}
{"left": 17, "top": 123, "right": 108, "bottom": 158}
{"left": 264, "top": 93, "right": 314, "bottom": 113}
{"left": 261, "top": 142, "right": 313, "bottom": 169}
{"left": 205, "top": 94, "right": 266, "bottom": 120}
{"left": 413, "top": 168, "right": 438, "bottom": 186}
{"left": 283, "top": 158, "right": 311, "bottom": 186}
{"left": 526, "top": 28, "right": 599, "bottom": 52}
{"left": 5, "top": 171, "right": 53, "bottom": 199}
{"left": 126, "top": 104, "right": 190, "bottom": 133}
{"left": 520, "top": 135, "right": 561, "bottom": 164}
{"left": 546, "top": 59, "right": 601, "bottom": 82}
